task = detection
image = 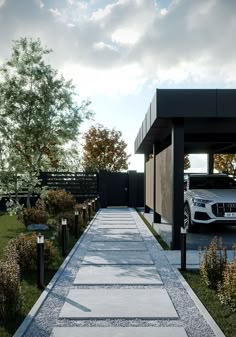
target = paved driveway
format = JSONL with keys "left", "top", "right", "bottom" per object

{"left": 144, "top": 212, "right": 236, "bottom": 249}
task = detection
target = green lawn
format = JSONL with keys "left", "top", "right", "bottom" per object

{"left": 0, "top": 213, "right": 78, "bottom": 337}
{"left": 181, "top": 270, "right": 236, "bottom": 337}
{"left": 0, "top": 214, "right": 26, "bottom": 257}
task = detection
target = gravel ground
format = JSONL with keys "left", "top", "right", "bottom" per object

{"left": 15, "top": 209, "right": 219, "bottom": 337}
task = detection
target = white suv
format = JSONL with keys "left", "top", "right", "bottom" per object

{"left": 184, "top": 174, "right": 236, "bottom": 232}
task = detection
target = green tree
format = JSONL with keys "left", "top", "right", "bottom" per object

{"left": 214, "top": 154, "right": 236, "bottom": 177}
{"left": 0, "top": 37, "right": 92, "bottom": 208}
{"left": 82, "top": 124, "right": 130, "bottom": 172}
{"left": 184, "top": 154, "right": 190, "bottom": 170}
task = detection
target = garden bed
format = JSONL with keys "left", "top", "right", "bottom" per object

{"left": 181, "top": 270, "right": 236, "bottom": 337}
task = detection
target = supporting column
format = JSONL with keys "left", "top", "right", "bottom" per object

{"left": 208, "top": 153, "right": 214, "bottom": 174}
{"left": 171, "top": 119, "right": 184, "bottom": 250}
{"left": 144, "top": 153, "right": 150, "bottom": 213}
{"left": 153, "top": 143, "right": 161, "bottom": 223}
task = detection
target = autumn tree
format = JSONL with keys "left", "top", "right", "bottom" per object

{"left": 82, "top": 124, "right": 130, "bottom": 172}
{"left": 184, "top": 154, "right": 190, "bottom": 170}
{"left": 0, "top": 38, "right": 92, "bottom": 208}
{"left": 214, "top": 154, "right": 236, "bottom": 177}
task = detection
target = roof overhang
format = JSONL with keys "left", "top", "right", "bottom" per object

{"left": 135, "top": 89, "right": 236, "bottom": 155}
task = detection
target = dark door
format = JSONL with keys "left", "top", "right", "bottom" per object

{"left": 98, "top": 172, "right": 128, "bottom": 207}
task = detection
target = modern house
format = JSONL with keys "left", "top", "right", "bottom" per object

{"left": 135, "top": 89, "right": 236, "bottom": 249}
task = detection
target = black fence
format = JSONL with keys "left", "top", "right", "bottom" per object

{"left": 0, "top": 171, "right": 144, "bottom": 210}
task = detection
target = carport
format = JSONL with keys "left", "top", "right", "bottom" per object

{"left": 135, "top": 89, "right": 236, "bottom": 249}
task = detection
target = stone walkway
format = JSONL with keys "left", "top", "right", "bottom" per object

{"left": 14, "top": 208, "right": 225, "bottom": 337}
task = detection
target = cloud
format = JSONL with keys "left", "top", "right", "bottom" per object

{"left": 1, "top": 0, "right": 236, "bottom": 97}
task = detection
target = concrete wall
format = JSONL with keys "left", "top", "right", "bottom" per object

{"left": 155, "top": 145, "right": 172, "bottom": 223}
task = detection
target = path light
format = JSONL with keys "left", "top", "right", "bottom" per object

{"left": 74, "top": 210, "right": 80, "bottom": 239}
{"left": 61, "top": 218, "right": 67, "bottom": 256}
{"left": 37, "top": 233, "right": 44, "bottom": 289}
{"left": 82, "top": 206, "right": 87, "bottom": 225}
{"left": 88, "top": 202, "right": 92, "bottom": 221}
{"left": 180, "top": 227, "right": 187, "bottom": 271}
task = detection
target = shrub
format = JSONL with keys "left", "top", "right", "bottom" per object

{"left": 0, "top": 251, "right": 21, "bottom": 320}
{"left": 19, "top": 207, "right": 49, "bottom": 227}
{"left": 218, "top": 246, "right": 236, "bottom": 311}
{"left": 199, "top": 236, "right": 227, "bottom": 289}
{"left": 41, "top": 189, "right": 76, "bottom": 218}
{"left": 4, "top": 233, "right": 59, "bottom": 271}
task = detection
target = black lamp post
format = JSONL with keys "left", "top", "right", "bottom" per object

{"left": 37, "top": 233, "right": 44, "bottom": 289}
{"left": 74, "top": 210, "right": 80, "bottom": 239}
{"left": 61, "top": 218, "right": 67, "bottom": 256}
{"left": 180, "top": 227, "right": 187, "bottom": 271}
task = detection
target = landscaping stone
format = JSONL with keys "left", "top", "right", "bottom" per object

{"left": 51, "top": 327, "right": 188, "bottom": 337}
{"left": 59, "top": 288, "right": 179, "bottom": 319}
{"left": 27, "top": 224, "right": 49, "bottom": 231}
{"left": 82, "top": 250, "right": 154, "bottom": 265}
{"left": 74, "top": 265, "right": 162, "bottom": 285}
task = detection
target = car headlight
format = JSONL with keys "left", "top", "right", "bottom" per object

{"left": 192, "top": 198, "right": 213, "bottom": 207}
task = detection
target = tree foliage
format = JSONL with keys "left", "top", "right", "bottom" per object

{"left": 0, "top": 37, "right": 92, "bottom": 207}
{"left": 184, "top": 154, "right": 190, "bottom": 170}
{"left": 214, "top": 154, "right": 236, "bottom": 177}
{"left": 82, "top": 124, "right": 130, "bottom": 172}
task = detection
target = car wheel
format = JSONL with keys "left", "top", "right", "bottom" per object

{"left": 184, "top": 204, "right": 198, "bottom": 233}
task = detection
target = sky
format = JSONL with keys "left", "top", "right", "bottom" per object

{"left": 0, "top": 0, "right": 236, "bottom": 172}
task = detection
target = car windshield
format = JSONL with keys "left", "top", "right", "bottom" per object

{"left": 189, "top": 176, "right": 236, "bottom": 189}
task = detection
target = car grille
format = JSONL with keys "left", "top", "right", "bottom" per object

{"left": 212, "top": 203, "right": 236, "bottom": 217}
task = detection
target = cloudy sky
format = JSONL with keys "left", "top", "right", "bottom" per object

{"left": 1, "top": 0, "right": 236, "bottom": 171}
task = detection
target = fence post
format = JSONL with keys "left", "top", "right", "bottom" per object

{"left": 37, "top": 233, "right": 44, "bottom": 289}
{"left": 61, "top": 218, "right": 67, "bottom": 256}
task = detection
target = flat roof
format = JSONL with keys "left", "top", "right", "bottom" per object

{"left": 135, "top": 89, "right": 236, "bottom": 155}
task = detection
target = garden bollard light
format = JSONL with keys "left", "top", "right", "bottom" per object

{"left": 61, "top": 218, "right": 67, "bottom": 256}
{"left": 92, "top": 199, "right": 95, "bottom": 213}
{"left": 82, "top": 206, "right": 87, "bottom": 225}
{"left": 74, "top": 210, "right": 80, "bottom": 239}
{"left": 88, "top": 202, "right": 92, "bottom": 221}
{"left": 180, "top": 227, "right": 187, "bottom": 271}
{"left": 37, "top": 233, "right": 44, "bottom": 289}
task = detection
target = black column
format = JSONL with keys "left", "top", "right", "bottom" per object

{"left": 144, "top": 153, "right": 150, "bottom": 213}
{"left": 208, "top": 153, "right": 214, "bottom": 174}
{"left": 171, "top": 119, "right": 184, "bottom": 249}
{"left": 153, "top": 143, "right": 161, "bottom": 223}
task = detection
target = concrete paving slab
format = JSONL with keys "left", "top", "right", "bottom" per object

{"left": 82, "top": 251, "right": 154, "bottom": 265}
{"left": 92, "top": 234, "right": 143, "bottom": 242}
{"left": 96, "top": 223, "right": 136, "bottom": 226}
{"left": 102, "top": 218, "right": 135, "bottom": 224}
{"left": 52, "top": 327, "right": 188, "bottom": 337}
{"left": 93, "top": 228, "right": 140, "bottom": 235}
{"left": 74, "top": 265, "right": 162, "bottom": 285}
{"left": 59, "top": 288, "right": 179, "bottom": 319}
{"left": 88, "top": 241, "right": 147, "bottom": 251}
{"left": 95, "top": 224, "right": 137, "bottom": 229}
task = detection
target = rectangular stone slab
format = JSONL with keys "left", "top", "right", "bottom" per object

{"left": 92, "top": 234, "right": 143, "bottom": 242}
{"left": 96, "top": 224, "right": 137, "bottom": 229}
{"left": 82, "top": 251, "right": 154, "bottom": 265}
{"left": 93, "top": 228, "right": 140, "bottom": 235}
{"left": 74, "top": 265, "right": 162, "bottom": 285}
{"left": 52, "top": 327, "right": 188, "bottom": 337}
{"left": 59, "top": 288, "right": 178, "bottom": 319}
{"left": 88, "top": 241, "right": 147, "bottom": 251}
